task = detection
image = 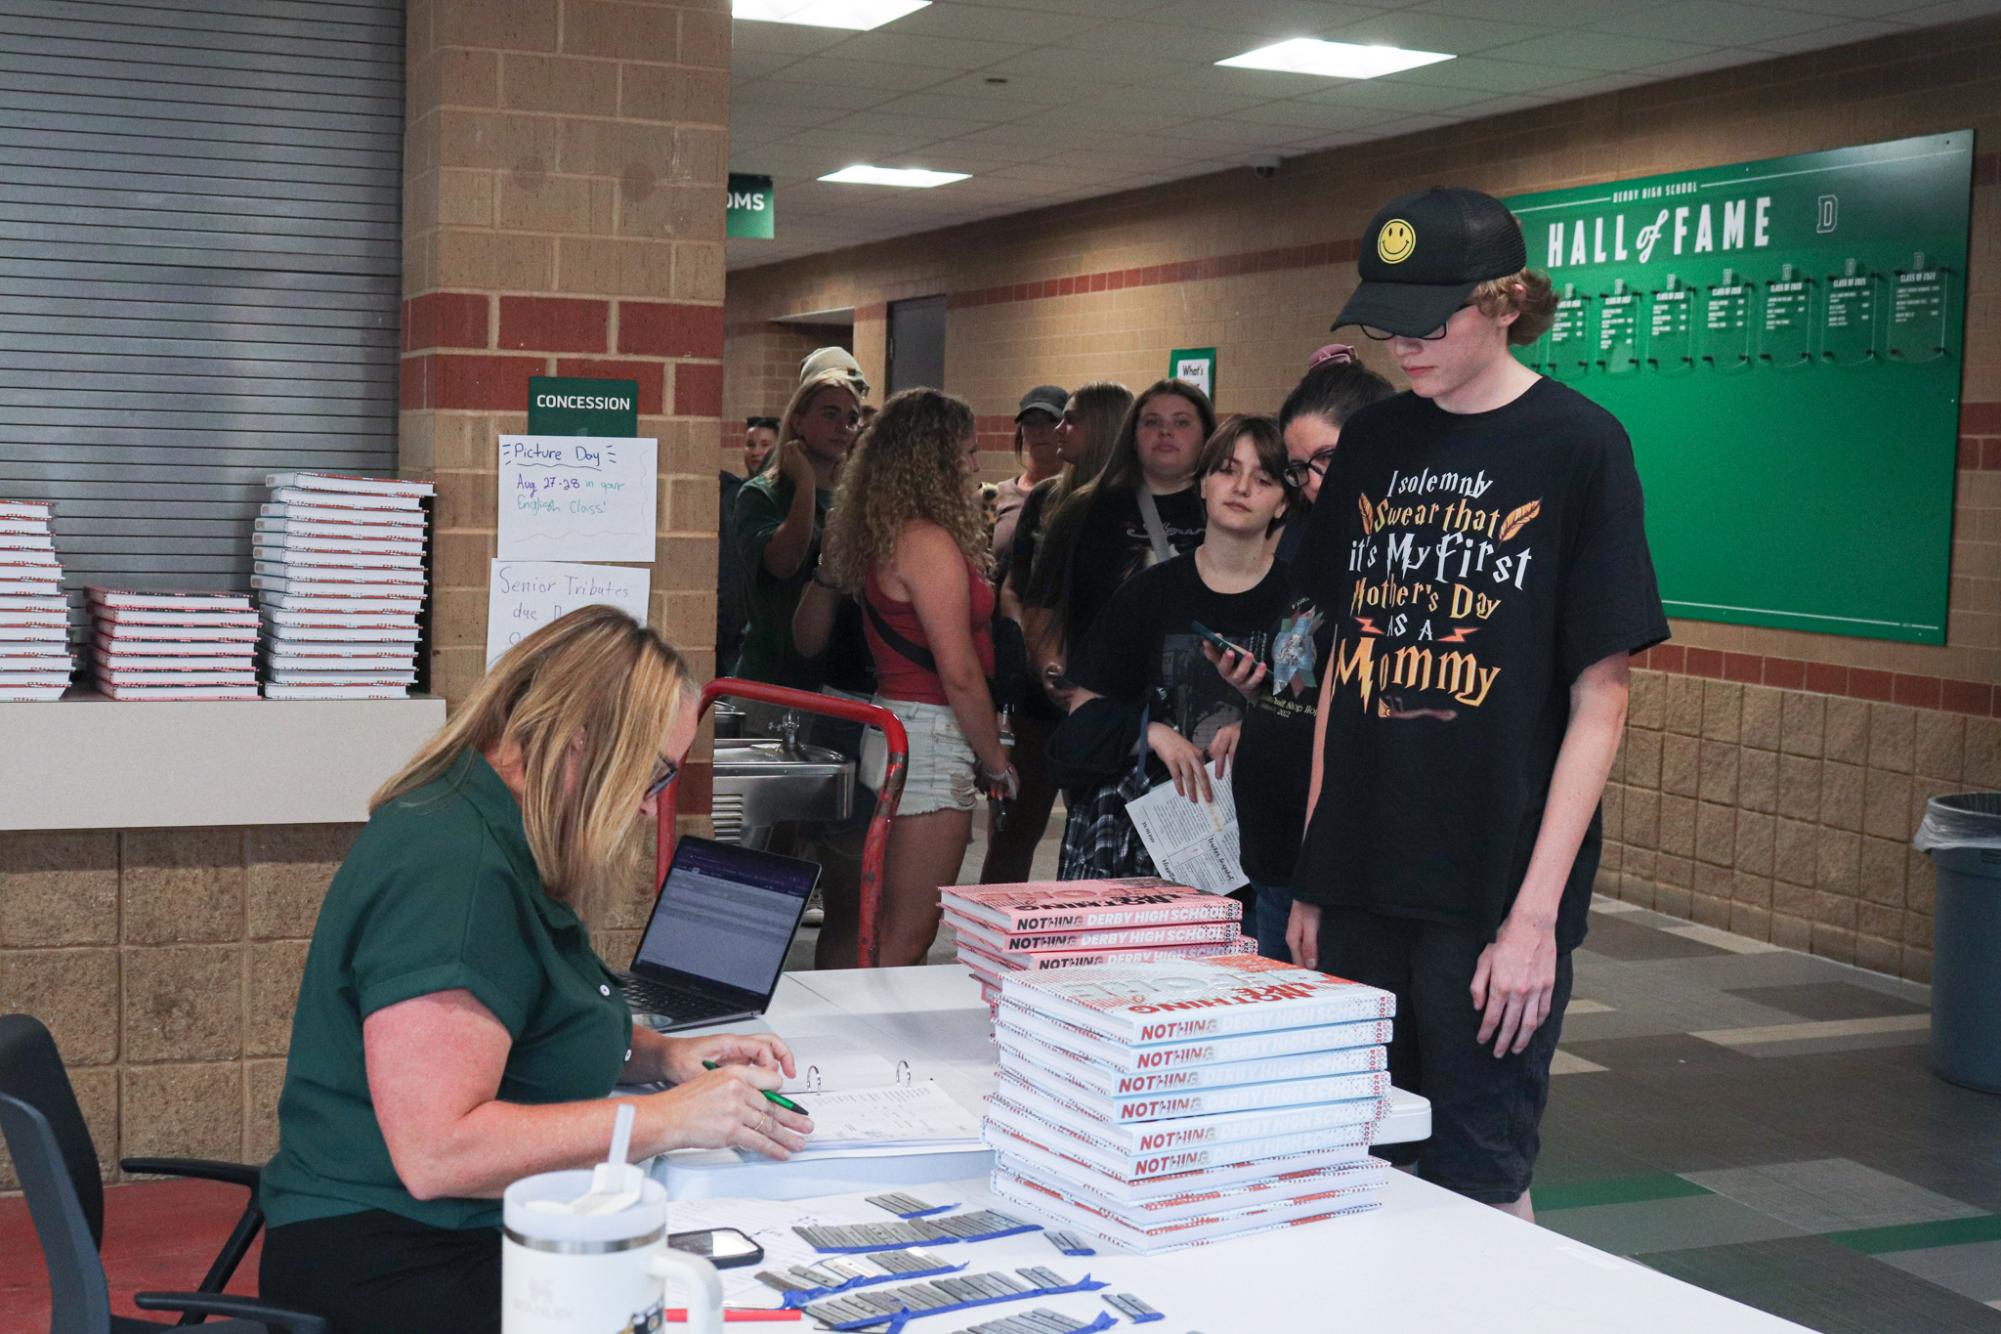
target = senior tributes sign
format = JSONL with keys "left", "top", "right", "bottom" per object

{"left": 1505, "top": 131, "right": 1972, "bottom": 644}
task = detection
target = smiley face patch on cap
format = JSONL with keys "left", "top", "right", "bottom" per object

{"left": 1377, "top": 218, "right": 1416, "bottom": 264}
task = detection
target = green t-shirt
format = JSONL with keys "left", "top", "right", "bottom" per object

{"left": 259, "top": 751, "right": 634, "bottom": 1232}
{"left": 731, "top": 471, "right": 830, "bottom": 686}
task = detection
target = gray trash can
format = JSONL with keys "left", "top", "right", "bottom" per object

{"left": 1914, "top": 793, "right": 2001, "bottom": 1094}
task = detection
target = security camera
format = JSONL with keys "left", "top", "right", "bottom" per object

{"left": 1251, "top": 155, "right": 1282, "bottom": 180}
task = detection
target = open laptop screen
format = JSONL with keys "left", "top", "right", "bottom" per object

{"left": 631, "top": 837, "right": 818, "bottom": 996}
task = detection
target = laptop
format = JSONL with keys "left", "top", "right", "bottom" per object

{"left": 618, "top": 836, "right": 821, "bottom": 1032}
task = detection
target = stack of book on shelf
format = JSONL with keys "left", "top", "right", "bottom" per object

{"left": 88, "top": 589, "right": 260, "bottom": 700}
{"left": 0, "top": 499, "right": 73, "bottom": 701}
{"left": 253, "top": 472, "right": 433, "bottom": 699}
{"left": 982, "top": 952, "right": 1397, "bottom": 1255}
{"left": 939, "top": 879, "right": 1252, "bottom": 1010}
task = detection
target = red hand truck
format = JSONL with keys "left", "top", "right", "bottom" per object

{"left": 655, "top": 678, "right": 908, "bottom": 968}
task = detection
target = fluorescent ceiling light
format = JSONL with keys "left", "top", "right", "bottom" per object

{"left": 733, "top": 0, "right": 929, "bottom": 30}
{"left": 1218, "top": 37, "right": 1454, "bottom": 79}
{"left": 820, "top": 165, "right": 969, "bottom": 188}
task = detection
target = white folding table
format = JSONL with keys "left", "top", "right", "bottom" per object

{"left": 648, "top": 965, "right": 1811, "bottom": 1332}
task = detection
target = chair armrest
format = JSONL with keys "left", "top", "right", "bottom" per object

{"left": 119, "top": 1157, "right": 260, "bottom": 1191}
{"left": 133, "top": 1292, "right": 327, "bottom": 1333}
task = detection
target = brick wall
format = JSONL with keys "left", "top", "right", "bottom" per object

{"left": 723, "top": 18, "right": 2001, "bottom": 982}
{"left": 719, "top": 320, "right": 851, "bottom": 430}
{"left": 0, "top": 0, "right": 734, "bottom": 1190}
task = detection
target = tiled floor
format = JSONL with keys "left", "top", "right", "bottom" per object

{"left": 8, "top": 816, "right": 1998, "bottom": 1333}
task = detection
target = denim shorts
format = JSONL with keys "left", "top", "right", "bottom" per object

{"left": 859, "top": 695, "right": 978, "bottom": 816}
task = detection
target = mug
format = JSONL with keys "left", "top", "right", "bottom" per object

{"left": 502, "top": 1169, "right": 723, "bottom": 1334}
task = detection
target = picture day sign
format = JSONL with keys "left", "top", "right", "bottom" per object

{"left": 485, "top": 561, "right": 650, "bottom": 667}
{"left": 497, "top": 435, "right": 658, "bottom": 564}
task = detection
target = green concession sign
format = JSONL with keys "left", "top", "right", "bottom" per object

{"left": 527, "top": 376, "right": 638, "bottom": 437}
{"left": 1506, "top": 131, "right": 1972, "bottom": 645}
{"left": 727, "top": 174, "right": 774, "bottom": 240}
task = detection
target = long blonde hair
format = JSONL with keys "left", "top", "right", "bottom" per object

{"left": 821, "top": 387, "right": 985, "bottom": 592}
{"left": 372, "top": 606, "right": 695, "bottom": 914}
{"left": 759, "top": 370, "right": 860, "bottom": 476}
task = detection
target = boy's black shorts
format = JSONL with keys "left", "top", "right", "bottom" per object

{"left": 1317, "top": 906, "right": 1573, "bottom": 1205}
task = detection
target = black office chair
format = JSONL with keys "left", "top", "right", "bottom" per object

{"left": 0, "top": 1014, "right": 326, "bottom": 1333}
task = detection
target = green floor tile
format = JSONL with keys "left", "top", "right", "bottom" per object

{"left": 1535, "top": 1172, "right": 1713, "bottom": 1211}
{"left": 1826, "top": 1215, "right": 2001, "bottom": 1255}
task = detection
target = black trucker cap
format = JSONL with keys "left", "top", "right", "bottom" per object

{"left": 1015, "top": 385, "right": 1068, "bottom": 422}
{"left": 1331, "top": 187, "right": 1528, "bottom": 338}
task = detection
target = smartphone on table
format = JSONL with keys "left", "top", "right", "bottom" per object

{"left": 667, "top": 1227, "right": 764, "bottom": 1268}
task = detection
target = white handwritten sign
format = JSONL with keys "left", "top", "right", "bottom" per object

{"left": 497, "top": 434, "right": 657, "bottom": 562}
{"left": 485, "top": 561, "right": 651, "bottom": 666}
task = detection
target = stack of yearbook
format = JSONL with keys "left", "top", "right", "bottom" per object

{"left": 0, "top": 499, "right": 73, "bottom": 700}
{"left": 88, "top": 588, "right": 260, "bottom": 699}
{"left": 253, "top": 472, "right": 433, "bottom": 699}
{"left": 939, "top": 879, "right": 1251, "bottom": 1009}
{"left": 983, "top": 953, "right": 1397, "bottom": 1254}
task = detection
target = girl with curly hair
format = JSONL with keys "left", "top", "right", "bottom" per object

{"left": 820, "top": 388, "right": 1015, "bottom": 965}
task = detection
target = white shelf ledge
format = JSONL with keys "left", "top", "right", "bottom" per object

{"left": 0, "top": 692, "right": 448, "bottom": 831}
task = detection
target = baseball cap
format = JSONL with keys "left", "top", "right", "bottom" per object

{"left": 1014, "top": 385, "right": 1068, "bottom": 423}
{"left": 1331, "top": 187, "right": 1528, "bottom": 338}
{"left": 799, "top": 346, "right": 869, "bottom": 397}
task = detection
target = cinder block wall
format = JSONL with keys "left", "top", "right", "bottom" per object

{"left": 0, "top": 0, "right": 732, "bottom": 1188}
{"left": 723, "top": 17, "right": 2001, "bottom": 984}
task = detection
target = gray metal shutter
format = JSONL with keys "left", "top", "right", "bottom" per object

{"left": 0, "top": 0, "right": 403, "bottom": 598}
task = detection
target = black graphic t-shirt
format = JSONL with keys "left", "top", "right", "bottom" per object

{"left": 1294, "top": 379, "right": 1668, "bottom": 950}
{"left": 1054, "top": 485, "right": 1206, "bottom": 656}
{"left": 1071, "top": 552, "right": 1286, "bottom": 753}
{"left": 1234, "top": 580, "right": 1335, "bottom": 888}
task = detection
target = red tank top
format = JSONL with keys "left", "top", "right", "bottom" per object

{"left": 864, "top": 557, "right": 996, "bottom": 705}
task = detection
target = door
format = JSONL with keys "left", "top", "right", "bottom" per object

{"left": 887, "top": 296, "right": 947, "bottom": 394}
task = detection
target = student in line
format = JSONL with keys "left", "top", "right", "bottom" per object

{"left": 1292, "top": 187, "right": 1667, "bottom": 1219}
{"left": 819, "top": 388, "right": 1015, "bottom": 965}
{"left": 1207, "top": 348, "right": 1394, "bottom": 959}
{"left": 1054, "top": 416, "right": 1295, "bottom": 881}
{"left": 990, "top": 385, "right": 1068, "bottom": 575}
{"left": 719, "top": 415, "right": 781, "bottom": 674}
{"left": 730, "top": 369, "right": 861, "bottom": 684}
{"left": 1021, "top": 380, "right": 1215, "bottom": 714}
{"left": 258, "top": 608, "right": 810, "bottom": 1334}
{"left": 984, "top": 380, "right": 1132, "bottom": 885}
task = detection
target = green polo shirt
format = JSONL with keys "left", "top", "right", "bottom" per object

{"left": 731, "top": 471, "right": 830, "bottom": 685}
{"left": 260, "top": 750, "right": 633, "bottom": 1232}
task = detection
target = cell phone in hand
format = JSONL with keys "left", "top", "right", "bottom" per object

{"left": 1191, "top": 620, "right": 1251, "bottom": 659}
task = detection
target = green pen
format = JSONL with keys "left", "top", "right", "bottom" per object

{"left": 703, "top": 1060, "right": 808, "bottom": 1115}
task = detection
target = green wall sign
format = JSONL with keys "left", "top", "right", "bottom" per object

{"left": 728, "top": 173, "right": 774, "bottom": 240}
{"left": 1170, "top": 346, "right": 1216, "bottom": 403}
{"left": 527, "top": 376, "right": 638, "bottom": 437}
{"left": 1506, "top": 131, "right": 1972, "bottom": 645}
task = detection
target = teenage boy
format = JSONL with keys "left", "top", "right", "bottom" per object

{"left": 1290, "top": 187, "right": 1668, "bottom": 1219}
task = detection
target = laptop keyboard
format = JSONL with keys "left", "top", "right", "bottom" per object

{"left": 618, "top": 974, "right": 744, "bottom": 1024}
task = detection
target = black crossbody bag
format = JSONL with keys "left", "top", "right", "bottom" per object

{"left": 863, "top": 591, "right": 1030, "bottom": 715}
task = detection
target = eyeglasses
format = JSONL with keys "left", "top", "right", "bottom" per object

{"left": 1284, "top": 448, "right": 1338, "bottom": 487}
{"left": 1360, "top": 302, "right": 1476, "bottom": 342}
{"left": 644, "top": 757, "right": 678, "bottom": 801}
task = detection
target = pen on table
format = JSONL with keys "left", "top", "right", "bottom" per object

{"left": 702, "top": 1060, "right": 809, "bottom": 1115}
{"left": 664, "top": 1309, "right": 801, "bottom": 1323}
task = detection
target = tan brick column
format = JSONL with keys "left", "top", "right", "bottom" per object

{"left": 399, "top": 0, "right": 730, "bottom": 762}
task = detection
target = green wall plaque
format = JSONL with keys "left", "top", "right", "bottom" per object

{"left": 1506, "top": 131, "right": 1973, "bottom": 644}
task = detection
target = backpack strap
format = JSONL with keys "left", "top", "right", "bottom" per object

{"left": 864, "top": 588, "right": 939, "bottom": 675}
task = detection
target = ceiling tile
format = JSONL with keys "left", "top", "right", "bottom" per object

{"left": 1143, "top": 0, "right": 1392, "bottom": 36}
{"left": 1748, "top": 17, "right": 1909, "bottom": 50}
{"left": 732, "top": 78, "right": 900, "bottom": 112}
{"left": 1590, "top": 1, "right": 1840, "bottom": 43}
{"left": 868, "top": 91, "right": 1026, "bottom": 122}
{"left": 1873, "top": 0, "right": 2001, "bottom": 23}
{"left": 980, "top": 45, "right": 1191, "bottom": 82}
{"left": 730, "top": 19, "right": 850, "bottom": 56}
{"left": 824, "top": 29, "right": 1032, "bottom": 69}
{"left": 918, "top": 71, "right": 1086, "bottom": 105}
{"left": 1324, "top": 11, "right": 1559, "bottom": 53}
{"left": 1220, "top": 98, "right": 1399, "bottom": 130}
{"left": 1302, "top": 78, "right": 1503, "bottom": 112}
{"left": 1749, "top": 0, "right": 1971, "bottom": 17}
{"left": 1181, "top": 64, "right": 1364, "bottom": 99}
{"left": 1166, "top": 116, "right": 1332, "bottom": 147}
{"left": 1482, "top": 29, "right": 1722, "bottom": 70}
{"left": 730, "top": 102, "right": 852, "bottom": 129}
{"left": 1391, "top": 54, "right": 1588, "bottom": 93}
{"left": 1013, "top": 98, "right": 1176, "bottom": 133}
{"left": 882, "top": 4, "right": 1110, "bottom": 44}
{"left": 1410, "top": 0, "right": 1659, "bottom": 24}
{"left": 1626, "top": 46, "right": 1779, "bottom": 78}
{"left": 1058, "top": 19, "right": 1287, "bottom": 62}
{"left": 730, "top": 49, "right": 798, "bottom": 80}
{"left": 777, "top": 57, "right": 962, "bottom": 91}
{"left": 822, "top": 110, "right": 1000, "bottom": 142}
{"left": 942, "top": 0, "right": 1165, "bottom": 15}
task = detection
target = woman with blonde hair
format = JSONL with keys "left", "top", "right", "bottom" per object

{"left": 258, "top": 606, "right": 810, "bottom": 1334}
{"left": 820, "top": 387, "right": 1014, "bottom": 965}
{"left": 732, "top": 368, "right": 862, "bottom": 683}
